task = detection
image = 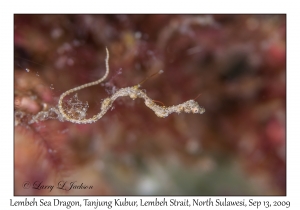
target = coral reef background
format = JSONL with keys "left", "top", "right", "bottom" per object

{"left": 14, "top": 14, "right": 286, "bottom": 195}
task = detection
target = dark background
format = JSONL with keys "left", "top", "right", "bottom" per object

{"left": 14, "top": 14, "right": 286, "bottom": 195}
